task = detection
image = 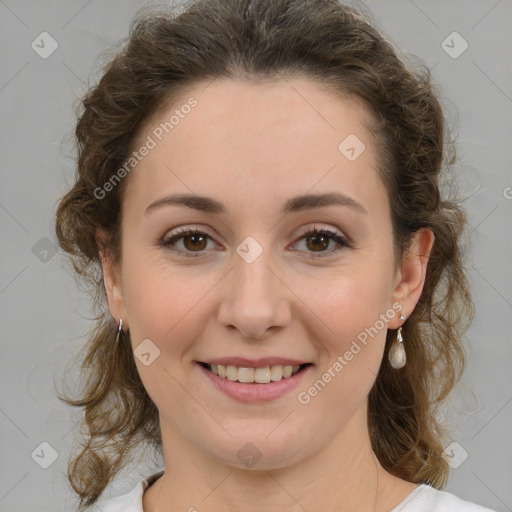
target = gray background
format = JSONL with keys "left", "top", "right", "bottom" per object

{"left": 0, "top": 0, "right": 511, "bottom": 511}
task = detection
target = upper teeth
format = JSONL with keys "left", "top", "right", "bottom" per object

{"left": 210, "top": 364, "right": 301, "bottom": 383}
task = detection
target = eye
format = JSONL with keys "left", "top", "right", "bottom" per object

{"left": 158, "top": 224, "right": 350, "bottom": 259}
{"left": 158, "top": 227, "right": 218, "bottom": 258}
{"left": 291, "top": 225, "right": 350, "bottom": 259}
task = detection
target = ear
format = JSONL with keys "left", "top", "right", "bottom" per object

{"left": 389, "top": 227, "right": 435, "bottom": 328}
{"left": 96, "top": 228, "right": 128, "bottom": 329}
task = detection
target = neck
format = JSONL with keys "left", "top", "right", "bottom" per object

{"left": 143, "top": 405, "right": 413, "bottom": 512}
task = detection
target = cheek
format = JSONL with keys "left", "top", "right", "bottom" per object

{"left": 292, "top": 256, "right": 395, "bottom": 411}
{"left": 297, "top": 278, "right": 390, "bottom": 427}
{"left": 121, "top": 255, "right": 219, "bottom": 352}
{"left": 299, "top": 259, "right": 394, "bottom": 344}
{"left": 314, "top": 291, "right": 389, "bottom": 385}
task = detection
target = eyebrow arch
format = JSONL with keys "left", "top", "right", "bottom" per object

{"left": 144, "top": 192, "right": 368, "bottom": 215}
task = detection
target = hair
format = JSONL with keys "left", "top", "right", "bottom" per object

{"left": 55, "top": 0, "right": 474, "bottom": 508}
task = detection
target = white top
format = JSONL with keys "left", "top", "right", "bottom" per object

{"left": 95, "top": 469, "right": 498, "bottom": 512}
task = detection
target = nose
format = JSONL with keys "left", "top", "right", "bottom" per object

{"left": 217, "top": 249, "right": 292, "bottom": 340}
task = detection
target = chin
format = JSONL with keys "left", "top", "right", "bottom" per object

{"left": 199, "top": 427, "right": 312, "bottom": 471}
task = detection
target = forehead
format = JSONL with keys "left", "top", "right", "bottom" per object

{"left": 148, "top": 77, "right": 374, "bottom": 148}
{"left": 124, "top": 77, "right": 384, "bottom": 217}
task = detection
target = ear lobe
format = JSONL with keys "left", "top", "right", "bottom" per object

{"left": 390, "top": 227, "right": 435, "bottom": 328}
{"left": 96, "top": 228, "right": 126, "bottom": 326}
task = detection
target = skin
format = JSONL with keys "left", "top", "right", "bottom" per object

{"left": 100, "top": 77, "right": 434, "bottom": 512}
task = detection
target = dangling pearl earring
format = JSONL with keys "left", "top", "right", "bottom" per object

{"left": 388, "top": 313, "right": 406, "bottom": 369}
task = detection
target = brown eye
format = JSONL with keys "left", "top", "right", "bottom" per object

{"left": 292, "top": 226, "right": 350, "bottom": 259}
{"left": 182, "top": 232, "right": 208, "bottom": 251}
{"left": 159, "top": 227, "right": 216, "bottom": 258}
{"left": 305, "top": 233, "right": 331, "bottom": 252}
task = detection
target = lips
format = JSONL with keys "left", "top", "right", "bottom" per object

{"left": 202, "top": 357, "right": 310, "bottom": 367}
{"left": 197, "top": 358, "right": 312, "bottom": 384}
{"left": 197, "top": 360, "right": 313, "bottom": 402}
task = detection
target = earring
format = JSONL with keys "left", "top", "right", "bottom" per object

{"left": 115, "top": 317, "right": 124, "bottom": 345}
{"left": 388, "top": 313, "right": 406, "bottom": 369}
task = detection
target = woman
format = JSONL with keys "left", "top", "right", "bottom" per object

{"left": 54, "top": 0, "right": 497, "bottom": 510}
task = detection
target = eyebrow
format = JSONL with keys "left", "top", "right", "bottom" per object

{"left": 144, "top": 192, "right": 368, "bottom": 216}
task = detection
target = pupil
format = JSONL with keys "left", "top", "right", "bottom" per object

{"left": 185, "top": 234, "right": 206, "bottom": 251}
{"left": 308, "top": 234, "right": 328, "bottom": 251}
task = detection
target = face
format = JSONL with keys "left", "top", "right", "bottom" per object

{"left": 101, "top": 78, "right": 432, "bottom": 470}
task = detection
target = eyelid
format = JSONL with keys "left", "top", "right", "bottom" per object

{"left": 294, "top": 223, "right": 345, "bottom": 240}
{"left": 164, "top": 225, "right": 213, "bottom": 239}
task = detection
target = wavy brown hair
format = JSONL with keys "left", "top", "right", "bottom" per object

{"left": 55, "top": 0, "right": 474, "bottom": 508}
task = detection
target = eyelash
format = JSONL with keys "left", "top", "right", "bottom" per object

{"left": 159, "top": 225, "right": 351, "bottom": 260}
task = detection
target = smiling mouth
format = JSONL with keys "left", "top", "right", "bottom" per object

{"left": 198, "top": 362, "right": 312, "bottom": 383}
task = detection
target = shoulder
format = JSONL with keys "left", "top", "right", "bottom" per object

{"left": 392, "top": 483, "right": 498, "bottom": 512}
{"left": 93, "top": 469, "right": 165, "bottom": 512}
